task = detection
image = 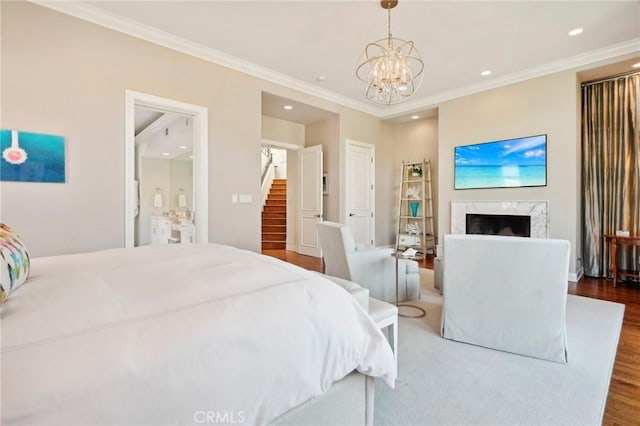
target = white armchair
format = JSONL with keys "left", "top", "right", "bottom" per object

{"left": 317, "top": 221, "right": 420, "bottom": 303}
{"left": 440, "top": 234, "right": 570, "bottom": 363}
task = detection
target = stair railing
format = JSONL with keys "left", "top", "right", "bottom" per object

{"left": 261, "top": 146, "right": 276, "bottom": 210}
{"left": 261, "top": 146, "right": 273, "bottom": 185}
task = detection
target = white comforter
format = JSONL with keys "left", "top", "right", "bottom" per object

{"left": 1, "top": 244, "right": 395, "bottom": 425}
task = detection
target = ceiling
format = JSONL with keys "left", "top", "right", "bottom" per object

{"left": 44, "top": 1, "right": 640, "bottom": 120}
{"left": 135, "top": 107, "right": 194, "bottom": 160}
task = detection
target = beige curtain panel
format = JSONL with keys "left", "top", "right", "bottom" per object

{"left": 582, "top": 73, "right": 640, "bottom": 278}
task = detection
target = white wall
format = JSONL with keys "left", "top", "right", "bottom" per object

{"left": 438, "top": 70, "right": 581, "bottom": 274}
{"left": 137, "top": 158, "right": 169, "bottom": 246}
{"left": 271, "top": 148, "right": 287, "bottom": 179}
{"left": 169, "top": 160, "right": 193, "bottom": 210}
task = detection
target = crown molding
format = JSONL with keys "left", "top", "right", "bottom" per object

{"left": 30, "top": 0, "right": 382, "bottom": 117}
{"left": 30, "top": 1, "right": 640, "bottom": 120}
{"left": 380, "top": 38, "right": 640, "bottom": 119}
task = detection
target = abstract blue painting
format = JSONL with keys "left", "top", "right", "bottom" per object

{"left": 0, "top": 129, "right": 65, "bottom": 183}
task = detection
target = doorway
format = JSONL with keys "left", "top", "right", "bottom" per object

{"left": 124, "top": 90, "right": 208, "bottom": 247}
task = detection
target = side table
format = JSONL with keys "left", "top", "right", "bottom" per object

{"left": 603, "top": 233, "right": 640, "bottom": 287}
{"left": 394, "top": 251, "right": 426, "bottom": 318}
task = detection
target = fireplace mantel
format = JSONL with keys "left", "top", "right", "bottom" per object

{"left": 451, "top": 201, "right": 549, "bottom": 238}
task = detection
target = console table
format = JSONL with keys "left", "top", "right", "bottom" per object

{"left": 603, "top": 233, "right": 640, "bottom": 287}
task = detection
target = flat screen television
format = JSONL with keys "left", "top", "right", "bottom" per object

{"left": 454, "top": 134, "right": 547, "bottom": 190}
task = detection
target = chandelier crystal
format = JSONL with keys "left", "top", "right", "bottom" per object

{"left": 356, "top": 0, "right": 424, "bottom": 105}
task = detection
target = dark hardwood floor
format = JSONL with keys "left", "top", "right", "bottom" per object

{"left": 262, "top": 249, "right": 640, "bottom": 426}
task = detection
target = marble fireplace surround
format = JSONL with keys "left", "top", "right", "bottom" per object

{"left": 451, "top": 201, "right": 549, "bottom": 238}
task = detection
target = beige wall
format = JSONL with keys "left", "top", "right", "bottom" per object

{"left": 261, "top": 116, "right": 305, "bottom": 147}
{"left": 438, "top": 71, "right": 581, "bottom": 274}
{"left": 392, "top": 117, "right": 439, "bottom": 244}
{"left": 0, "top": 2, "right": 392, "bottom": 256}
{"left": 305, "top": 117, "right": 339, "bottom": 223}
{"left": 339, "top": 110, "right": 395, "bottom": 246}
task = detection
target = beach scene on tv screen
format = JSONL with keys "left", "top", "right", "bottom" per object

{"left": 455, "top": 135, "right": 546, "bottom": 189}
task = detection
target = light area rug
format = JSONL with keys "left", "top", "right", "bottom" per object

{"left": 374, "top": 268, "right": 625, "bottom": 426}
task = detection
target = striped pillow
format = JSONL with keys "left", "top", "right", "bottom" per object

{"left": 0, "top": 224, "right": 30, "bottom": 303}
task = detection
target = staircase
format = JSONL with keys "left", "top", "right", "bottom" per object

{"left": 262, "top": 179, "right": 287, "bottom": 250}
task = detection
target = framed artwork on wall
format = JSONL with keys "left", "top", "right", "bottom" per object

{"left": 0, "top": 129, "right": 65, "bottom": 183}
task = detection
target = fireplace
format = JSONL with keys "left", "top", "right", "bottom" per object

{"left": 466, "top": 213, "right": 531, "bottom": 237}
{"left": 450, "top": 200, "right": 549, "bottom": 239}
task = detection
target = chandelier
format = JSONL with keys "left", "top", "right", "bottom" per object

{"left": 356, "top": 0, "right": 424, "bottom": 105}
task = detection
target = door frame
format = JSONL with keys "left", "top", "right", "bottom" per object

{"left": 124, "top": 90, "right": 208, "bottom": 247}
{"left": 344, "top": 139, "right": 375, "bottom": 247}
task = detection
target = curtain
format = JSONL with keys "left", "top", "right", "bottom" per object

{"left": 582, "top": 73, "right": 640, "bottom": 277}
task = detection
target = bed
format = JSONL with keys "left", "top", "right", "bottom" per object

{"left": 1, "top": 243, "right": 395, "bottom": 425}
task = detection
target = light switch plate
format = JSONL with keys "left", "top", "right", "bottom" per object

{"left": 239, "top": 194, "right": 252, "bottom": 203}
{"left": 231, "top": 194, "right": 238, "bottom": 203}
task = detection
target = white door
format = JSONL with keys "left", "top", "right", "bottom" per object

{"left": 345, "top": 140, "right": 375, "bottom": 248}
{"left": 298, "top": 145, "right": 323, "bottom": 257}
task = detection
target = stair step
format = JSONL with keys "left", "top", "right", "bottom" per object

{"left": 262, "top": 241, "right": 286, "bottom": 250}
{"left": 263, "top": 205, "right": 286, "bottom": 213}
{"left": 262, "top": 225, "right": 286, "bottom": 233}
{"left": 262, "top": 179, "right": 287, "bottom": 249}
{"left": 262, "top": 233, "right": 286, "bottom": 242}
{"left": 262, "top": 212, "right": 286, "bottom": 219}
{"left": 262, "top": 218, "right": 286, "bottom": 226}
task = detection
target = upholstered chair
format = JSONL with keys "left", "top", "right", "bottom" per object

{"left": 317, "top": 221, "right": 420, "bottom": 303}
{"left": 440, "top": 234, "right": 571, "bottom": 363}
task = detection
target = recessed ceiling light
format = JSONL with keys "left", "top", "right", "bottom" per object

{"left": 568, "top": 28, "right": 583, "bottom": 36}
{"left": 411, "top": 115, "right": 420, "bottom": 120}
{"left": 179, "top": 145, "right": 187, "bottom": 149}
{"left": 316, "top": 75, "right": 327, "bottom": 82}
{"left": 632, "top": 62, "right": 640, "bottom": 69}
{"left": 481, "top": 70, "right": 491, "bottom": 76}
{"left": 283, "top": 105, "right": 293, "bottom": 110}
{"left": 162, "top": 152, "right": 170, "bottom": 156}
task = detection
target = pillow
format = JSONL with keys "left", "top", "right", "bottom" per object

{"left": 0, "top": 224, "right": 30, "bottom": 303}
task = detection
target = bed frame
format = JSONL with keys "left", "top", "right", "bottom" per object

{"left": 272, "top": 372, "right": 374, "bottom": 425}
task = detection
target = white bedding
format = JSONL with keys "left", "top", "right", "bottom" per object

{"left": 1, "top": 243, "right": 395, "bottom": 425}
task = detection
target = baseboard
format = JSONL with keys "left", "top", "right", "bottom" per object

{"left": 568, "top": 267, "right": 584, "bottom": 283}
{"left": 286, "top": 244, "right": 298, "bottom": 252}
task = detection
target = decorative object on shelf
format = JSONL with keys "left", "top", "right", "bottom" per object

{"left": 409, "top": 164, "right": 422, "bottom": 177}
{"left": 409, "top": 201, "right": 419, "bottom": 217}
{"left": 406, "top": 186, "right": 420, "bottom": 199}
{"left": 405, "top": 222, "right": 420, "bottom": 234}
{"left": 355, "top": 0, "right": 424, "bottom": 105}
{"left": 401, "top": 247, "right": 417, "bottom": 258}
{"left": 0, "top": 129, "right": 65, "bottom": 183}
{"left": 396, "top": 159, "right": 435, "bottom": 260}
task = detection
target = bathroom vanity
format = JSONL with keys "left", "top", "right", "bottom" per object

{"left": 150, "top": 216, "right": 194, "bottom": 244}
